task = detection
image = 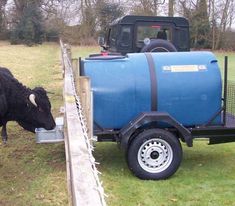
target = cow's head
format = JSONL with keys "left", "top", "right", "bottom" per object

{"left": 17, "top": 87, "right": 56, "bottom": 132}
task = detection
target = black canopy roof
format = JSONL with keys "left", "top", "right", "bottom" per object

{"left": 111, "top": 15, "right": 189, "bottom": 27}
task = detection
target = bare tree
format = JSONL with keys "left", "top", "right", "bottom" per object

{"left": 0, "top": 0, "right": 8, "bottom": 37}
{"left": 210, "top": 0, "right": 233, "bottom": 49}
{"left": 168, "top": 0, "right": 174, "bottom": 16}
{"left": 177, "top": 0, "right": 235, "bottom": 49}
{"left": 126, "top": 0, "right": 167, "bottom": 16}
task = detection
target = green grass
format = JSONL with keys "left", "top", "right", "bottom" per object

{"left": 1, "top": 43, "right": 235, "bottom": 206}
{"left": 94, "top": 142, "right": 235, "bottom": 206}
{"left": 215, "top": 51, "right": 235, "bottom": 81}
{"left": 73, "top": 47, "right": 235, "bottom": 206}
{"left": 0, "top": 41, "right": 68, "bottom": 206}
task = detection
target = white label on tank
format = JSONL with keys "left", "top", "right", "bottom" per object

{"left": 163, "top": 65, "right": 207, "bottom": 72}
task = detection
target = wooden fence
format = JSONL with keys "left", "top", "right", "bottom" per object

{"left": 60, "top": 40, "right": 106, "bottom": 206}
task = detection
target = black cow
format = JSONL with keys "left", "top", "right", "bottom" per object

{"left": 0, "top": 67, "right": 56, "bottom": 144}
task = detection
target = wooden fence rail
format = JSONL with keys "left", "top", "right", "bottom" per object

{"left": 60, "top": 39, "right": 106, "bottom": 206}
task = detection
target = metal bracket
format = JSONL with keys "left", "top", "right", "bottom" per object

{"left": 119, "top": 112, "right": 193, "bottom": 150}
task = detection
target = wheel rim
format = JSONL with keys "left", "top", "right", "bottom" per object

{"left": 137, "top": 138, "right": 173, "bottom": 173}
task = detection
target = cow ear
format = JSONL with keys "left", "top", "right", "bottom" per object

{"left": 33, "top": 87, "right": 47, "bottom": 96}
{"left": 0, "top": 94, "right": 7, "bottom": 116}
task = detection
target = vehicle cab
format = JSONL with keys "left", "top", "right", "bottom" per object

{"left": 100, "top": 15, "right": 190, "bottom": 54}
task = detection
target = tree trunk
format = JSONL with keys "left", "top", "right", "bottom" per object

{"left": 168, "top": 0, "right": 174, "bottom": 16}
{"left": 215, "top": 0, "right": 230, "bottom": 49}
{"left": 211, "top": 0, "right": 215, "bottom": 50}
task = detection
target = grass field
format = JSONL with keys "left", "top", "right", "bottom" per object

{"left": 1, "top": 42, "right": 235, "bottom": 206}
{"left": 0, "top": 41, "right": 68, "bottom": 206}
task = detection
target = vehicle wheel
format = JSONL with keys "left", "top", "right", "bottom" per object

{"left": 141, "top": 39, "right": 177, "bottom": 52}
{"left": 127, "top": 129, "right": 182, "bottom": 180}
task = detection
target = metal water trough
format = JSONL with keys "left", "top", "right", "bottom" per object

{"left": 35, "top": 117, "right": 64, "bottom": 143}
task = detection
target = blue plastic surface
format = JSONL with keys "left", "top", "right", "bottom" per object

{"left": 82, "top": 52, "right": 222, "bottom": 129}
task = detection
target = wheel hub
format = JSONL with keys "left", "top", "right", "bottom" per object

{"left": 137, "top": 138, "right": 173, "bottom": 173}
{"left": 150, "top": 151, "right": 159, "bottom": 159}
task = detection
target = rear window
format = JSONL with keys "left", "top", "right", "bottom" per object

{"left": 136, "top": 25, "right": 172, "bottom": 48}
{"left": 177, "top": 29, "right": 189, "bottom": 50}
{"left": 120, "top": 26, "right": 131, "bottom": 48}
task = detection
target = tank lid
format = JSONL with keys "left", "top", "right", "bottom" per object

{"left": 85, "top": 55, "right": 126, "bottom": 61}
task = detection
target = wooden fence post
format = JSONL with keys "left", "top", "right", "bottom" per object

{"left": 78, "top": 77, "right": 92, "bottom": 140}
{"left": 72, "top": 58, "right": 79, "bottom": 91}
{"left": 65, "top": 44, "right": 72, "bottom": 62}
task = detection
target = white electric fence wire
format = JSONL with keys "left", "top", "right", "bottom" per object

{"left": 61, "top": 41, "right": 107, "bottom": 206}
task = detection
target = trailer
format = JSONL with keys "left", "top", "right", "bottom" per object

{"left": 78, "top": 51, "right": 235, "bottom": 180}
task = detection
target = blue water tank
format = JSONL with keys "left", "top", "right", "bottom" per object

{"left": 82, "top": 52, "right": 222, "bottom": 129}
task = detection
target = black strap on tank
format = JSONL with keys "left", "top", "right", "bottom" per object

{"left": 145, "top": 53, "right": 157, "bottom": 111}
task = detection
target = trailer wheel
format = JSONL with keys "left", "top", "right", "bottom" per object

{"left": 127, "top": 129, "right": 182, "bottom": 180}
{"left": 141, "top": 39, "right": 177, "bottom": 52}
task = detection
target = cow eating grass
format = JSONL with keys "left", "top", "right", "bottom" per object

{"left": 0, "top": 67, "right": 56, "bottom": 144}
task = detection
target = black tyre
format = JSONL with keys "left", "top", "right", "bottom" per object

{"left": 127, "top": 129, "right": 182, "bottom": 180}
{"left": 141, "top": 39, "right": 177, "bottom": 52}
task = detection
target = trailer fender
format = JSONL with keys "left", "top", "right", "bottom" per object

{"left": 119, "top": 112, "right": 193, "bottom": 150}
